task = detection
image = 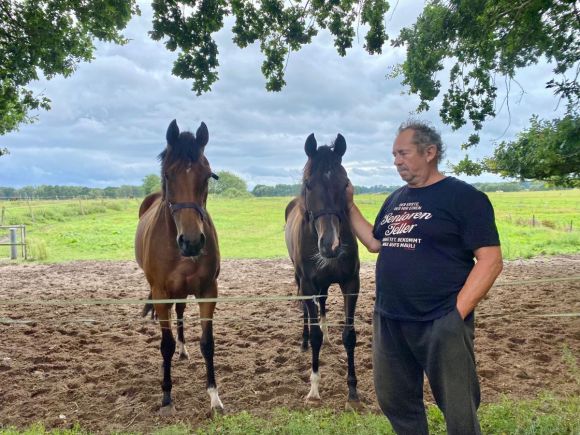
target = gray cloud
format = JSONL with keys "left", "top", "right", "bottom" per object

{"left": 0, "top": 1, "right": 568, "bottom": 189}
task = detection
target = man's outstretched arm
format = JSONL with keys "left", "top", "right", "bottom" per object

{"left": 346, "top": 182, "right": 381, "bottom": 253}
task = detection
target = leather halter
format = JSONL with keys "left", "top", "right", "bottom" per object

{"left": 164, "top": 172, "right": 217, "bottom": 221}
{"left": 307, "top": 208, "right": 344, "bottom": 222}
{"left": 167, "top": 201, "right": 206, "bottom": 220}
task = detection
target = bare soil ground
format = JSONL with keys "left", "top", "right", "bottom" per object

{"left": 0, "top": 256, "right": 579, "bottom": 432}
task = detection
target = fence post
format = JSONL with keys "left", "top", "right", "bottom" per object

{"left": 9, "top": 227, "right": 17, "bottom": 260}
{"left": 1, "top": 206, "right": 4, "bottom": 225}
{"left": 27, "top": 199, "right": 34, "bottom": 222}
{"left": 79, "top": 198, "right": 85, "bottom": 215}
{"left": 532, "top": 215, "right": 535, "bottom": 227}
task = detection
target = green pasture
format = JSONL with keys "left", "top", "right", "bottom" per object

{"left": 0, "top": 190, "right": 578, "bottom": 262}
{"left": 2, "top": 394, "right": 579, "bottom": 434}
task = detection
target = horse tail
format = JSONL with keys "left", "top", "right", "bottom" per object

{"left": 142, "top": 291, "right": 155, "bottom": 319}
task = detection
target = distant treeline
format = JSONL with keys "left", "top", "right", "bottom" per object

{"left": 251, "top": 184, "right": 401, "bottom": 196}
{"left": 0, "top": 180, "right": 568, "bottom": 200}
{"left": 0, "top": 185, "right": 144, "bottom": 200}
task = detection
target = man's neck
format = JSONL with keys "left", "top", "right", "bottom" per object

{"left": 407, "top": 169, "right": 446, "bottom": 188}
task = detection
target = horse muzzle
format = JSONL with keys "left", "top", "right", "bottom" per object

{"left": 177, "top": 233, "right": 206, "bottom": 257}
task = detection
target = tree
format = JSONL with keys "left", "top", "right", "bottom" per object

{"left": 0, "top": 0, "right": 139, "bottom": 137}
{"left": 393, "top": 0, "right": 579, "bottom": 148}
{"left": 481, "top": 114, "right": 579, "bottom": 187}
{"left": 142, "top": 174, "right": 161, "bottom": 195}
{"left": 150, "top": 1, "right": 578, "bottom": 134}
{"left": 209, "top": 170, "right": 248, "bottom": 195}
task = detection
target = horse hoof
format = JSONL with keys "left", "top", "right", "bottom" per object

{"left": 300, "top": 342, "right": 309, "bottom": 352}
{"left": 159, "top": 404, "right": 176, "bottom": 416}
{"left": 179, "top": 351, "right": 190, "bottom": 360}
{"left": 304, "top": 396, "right": 322, "bottom": 407}
{"left": 345, "top": 399, "right": 364, "bottom": 412}
{"left": 212, "top": 406, "right": 225, "bottom": 417}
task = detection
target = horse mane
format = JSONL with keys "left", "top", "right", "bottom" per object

{"left": 157, "top": 131, "right": 204, "bottom": 197}
{"left": 158, "top": 132, "right": 202, "bottom": 167}
{"left": 301, "top": 144, "right": 346, "bottom": 200}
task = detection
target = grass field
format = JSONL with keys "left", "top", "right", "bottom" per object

{"left": 2, "top": 395, "right": 579, "bottom": 434}
{"left": 0, "top": 189, "right": 580, "bottom": 262}
{"left": 0, "top": 190, "right": 578, "bottom": 262}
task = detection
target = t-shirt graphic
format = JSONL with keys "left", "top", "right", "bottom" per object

{"left": 379, "top": 201, "right": 432, "bottom": 249}
{"left": 372, "top": 177, "right": 500, "bottom": 321}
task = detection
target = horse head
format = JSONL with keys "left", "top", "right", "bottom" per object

{"left": 302, "top": 133, "right": 349, "bottom": 259}
{"left": 159, "top": 119, "right": 217, "bottom": 257}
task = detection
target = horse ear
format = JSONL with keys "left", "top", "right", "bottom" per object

{"left": 334, "top": 133, "right": 346, "bottom": 157}
{"left": 305, "top": 133, "right": 317, "bottom": 157}
{"left": 195, "top": 122, "right": 209, "bottom": 148}
{"left": 166, "top": 119, "right": 180, "bottom": 147}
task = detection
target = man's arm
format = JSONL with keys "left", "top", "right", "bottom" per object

{"left": 456, "top": 246, "right": 503, "bottom": 319}
{"left": 346, "top": 182, "right": 381, "bottom": 253}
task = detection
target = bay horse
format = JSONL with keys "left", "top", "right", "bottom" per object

{"left": 285, "top": 133, "right": 361, "bottom": 408}
{"left": 135, "top": 119, "right": 223, "bottom": 415}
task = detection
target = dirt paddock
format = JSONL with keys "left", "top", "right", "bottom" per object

{"left": 0, "top": 256, "right": 579, "bottom": 432}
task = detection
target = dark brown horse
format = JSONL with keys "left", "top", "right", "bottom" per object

{"left": 285, "top": 133, "right": 361, "bottom": 408}
{"left": 135, "top": 120, "right": 223, "bottom": 415}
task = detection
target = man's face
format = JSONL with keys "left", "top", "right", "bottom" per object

{"left": 392, "top": 129, "right": 434, "bottom": 185}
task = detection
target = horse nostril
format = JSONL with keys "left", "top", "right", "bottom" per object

{"left": 177, "top": 234, "right": 185, "bottom": 248}
{"left": 199, "top": 233, "right": 206, "bottom": 249}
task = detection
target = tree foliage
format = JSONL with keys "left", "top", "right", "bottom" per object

{"left": 483, "top": 114, "right": 580, "bottom": 187}
{"left": 394, "top": 0, "right": 580, "bottom": 144}
{"left": 150, "top": 0, "right": 389, "bottom": 93}
{"left": 142, "top": 174, "right": 161, "bottom": 195}
{"left": 208, "top": 170, "right": 248, "bottom": 195}
{"left": 0, "top": 0, "right": 139, "bottom": 136}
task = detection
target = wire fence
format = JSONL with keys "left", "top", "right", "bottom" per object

{"left": 1, "top": 276, "right": 578, "bottom": 326}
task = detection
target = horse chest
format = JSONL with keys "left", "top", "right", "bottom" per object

{"left": 165, "top": 260, "right": 217, "bottom": 296}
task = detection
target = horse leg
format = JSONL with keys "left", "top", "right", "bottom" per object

{"left": 175, "top": 303, "right": 189, "bottom": 360}
{"left": 301, "top": 302, "right": 309, "bottom": 352}
{"left": 304, "top": 297, "right": 323, "bottom": 402}
{"left": 199, "top": 297, "right": 224, "bottom": 414}
{"left": 155, "top": 302, "right": 176, "bottom": 414}
{"left": 318, "top": 292, "right": 331, "bottom": 346}
{"left": 341, "top": 278, "right": 361, "bottom": 409}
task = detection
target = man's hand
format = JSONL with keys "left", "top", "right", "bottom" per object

{"left": 346, "top": 179, "right": 354, "bottom": 211}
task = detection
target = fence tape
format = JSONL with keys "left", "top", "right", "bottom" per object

{"left": 0, "top": 275, "right": 578, "bottom": 307}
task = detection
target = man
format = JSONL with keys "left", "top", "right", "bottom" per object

{"left": 347, "top": 121, "right": 503, "bottom": 435}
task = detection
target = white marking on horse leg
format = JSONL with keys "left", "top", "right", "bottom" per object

{"left": 177, "top": 339, "right": 189, "bottom": 359}
{"left": 320, "top": 315, "right": 331, "bottom": 345}
{"left": 207, "top": 387, "right": 224, "bottom": 410}
{"left": 306, "top": 370, "right": 321, "bottom": 400}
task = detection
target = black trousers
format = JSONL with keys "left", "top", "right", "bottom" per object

{"left": 373, "top": 308, "right": 481, "bottom": 435}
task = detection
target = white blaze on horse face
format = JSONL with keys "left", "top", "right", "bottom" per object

{"left": 324, "top": 170, "right": 332, "bottom": 180}
{"left": 306, "top": 370, "right": 321, "bottom": 400}
{"left": 330, "top": 221, "right": 339, "bottom": 252}
{"left": 207, "top": 387, "right": 224, "bottom": 409}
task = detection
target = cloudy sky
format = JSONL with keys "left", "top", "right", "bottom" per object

{"left": 0, "top": 1, "right": 568, "bottom": 189}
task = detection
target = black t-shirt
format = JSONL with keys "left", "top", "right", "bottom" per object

{"left": 373, "top": 177, "right": 500, "bottom": 321}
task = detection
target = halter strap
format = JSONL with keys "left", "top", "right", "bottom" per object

{"left": 167, "top": 201, "right": 206, "bottom": 221}
{"left": 307, "top": 208, "right": 344, "bottom": 222}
